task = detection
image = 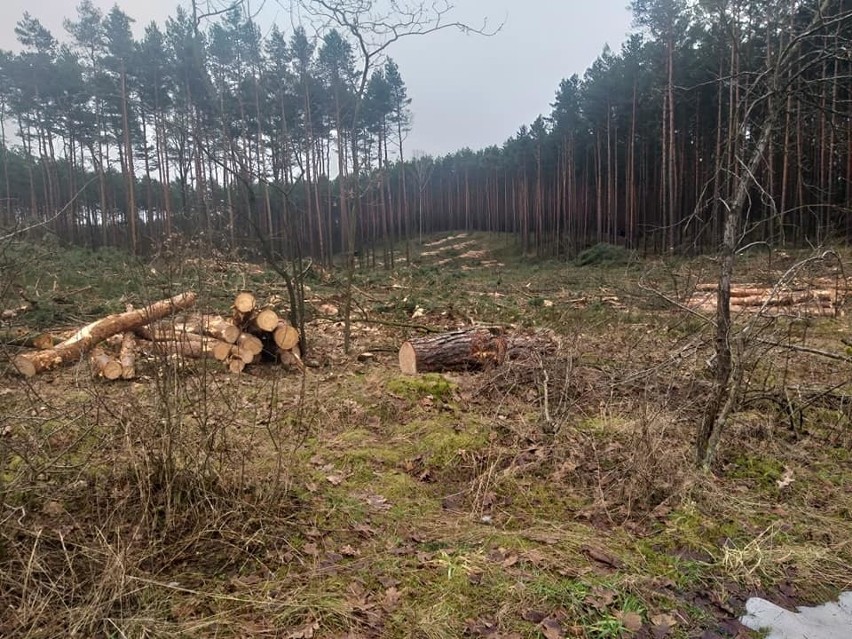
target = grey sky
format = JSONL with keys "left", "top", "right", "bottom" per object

{"left": 0, "top": 0, "right": 633, "bottom": 157}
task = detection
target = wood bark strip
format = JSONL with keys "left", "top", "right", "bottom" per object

{"left": 399, "top": 329, "right": 507, "bottom": 375}
{"left": 119, "top": 331, "right": 136, "bottom": 379}
{"left": 13, "top": 292, "right": 197, "bottom": 377}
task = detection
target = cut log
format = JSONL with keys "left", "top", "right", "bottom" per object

{"left": 279, "top": 345, "right": 304, "bottom": 370}
{"left": 233, "top": 292, "right": 256, "bottom": 326}
{"left": 139, "top": 336, "right": 220, "bottom": 360}
{"left": 249, "top": 307, "right": 279, "bottom": 333}
{"left": 273, "top": 320, "right": 300, "bottom": 350}
{"left": 90, "top": 347, "right": 123, "bottom": 380}
{"left": 13, "top": 292, "right": 197, "bottom": 377}
{"left": 236, "top": 332, "right": 263, "bottom": 356}
{"left": 398, "top": 328, "right": 507, "bottom": 375}
{"left": 212, "top": 341, "right": 254, "bottom": 364}
{"left": 136, "top": 324, "right": 206, "bottom": 342}
{"left": 212, "top": 341, "right": 233, "bottom": 361}
{"left": 201, "top": 315, "right": 241, "bottom": 343}
{"left": 119, "top": 331, "right": 137, "bottom": 379}
{"left": 228, "top": 357, "right": 246, "bottom": 374}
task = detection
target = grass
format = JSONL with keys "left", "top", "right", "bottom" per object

{"left": 0, "top": 233, "right": 850, "bottom": 637}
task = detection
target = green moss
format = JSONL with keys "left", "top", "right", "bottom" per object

{"left": 409, "top": 420, "right": 489, "bottom": 468}
{"left": 729, "top": 454, "right": 784, "bottom": 486}
{"left": 387, "top": 374, "right": 456, "bottom": 402}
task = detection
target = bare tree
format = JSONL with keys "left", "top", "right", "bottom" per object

{"left": 697, "top": 0, "right": 852, "bottom": 469}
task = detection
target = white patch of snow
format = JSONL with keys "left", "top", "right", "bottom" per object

{"left": 740, "top": 592, "right": 852, "bottom": 639}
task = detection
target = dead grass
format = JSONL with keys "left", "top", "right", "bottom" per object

{"left": 0, "top": 234, "right": 850, "bottom": 637}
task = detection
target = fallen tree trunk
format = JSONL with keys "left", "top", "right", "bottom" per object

{"left": 399, "top": 328, "right": 507, "bottom": 375}
{"left": 0, "top": 330, "right": 60, "bottom": 349}
{"left": 13, "top": 292, "right": 197, "bottom": 377}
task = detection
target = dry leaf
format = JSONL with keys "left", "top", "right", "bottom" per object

{"left": 585, "top": 586, "right": 616, "bottom": 611}
{"left": 582, "top": 545, "right": 622, "bottom": 568}
{"left": 650, "top": 613, "right": 678, "bottom": 628}
{"left": 382, "top": 586, "right": 401, "bottom": 611}
{"left": 540, "top": 617, "right": 565, "bottom": 639}
{"left": 302, "top": 543, "right": 319, "bottom": 557}
{"left": 326, "top": 474, "right": 344, "bottom": 486}
{"left": 776, "top": 467, "right": 795, "bottom": 489}
{"left": 287, "top": 621, "right": 319, "bottom": 639}
{"left": 501, "top": 553, "right": 519, "bottom": 568}
{"left": 618, "top": 611, "right": 644, "bottom": 632}
{"left": 522, "top": 610, "right": 546, "bottom": 623}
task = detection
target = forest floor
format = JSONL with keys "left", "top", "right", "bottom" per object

{"left": 1, "top": 232, "right": 850, "bottom": 639}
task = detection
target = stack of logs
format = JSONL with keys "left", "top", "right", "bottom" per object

{"left": 132, "top": 291, "right": 301, "bottom": 376}
{"left": 689, "top": 281, "right": 842, "bottom": 317}
{"left": 11, "top": 291, "right": 301, "bottom": 379}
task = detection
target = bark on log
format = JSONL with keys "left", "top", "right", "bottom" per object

{"left": 119, "top": 331, "right": 136, "bottom": 379}
{"left": 90, "top": 347, "right": 123, "bottom": 380}
{"left": 13, "top": 292, "right": 197, "bottom": 377}
{"left": 139, "top": 337, "right": 219, "bottom": 360}
{"left": 398, "top": 329, "right": 507, "bottom": 375}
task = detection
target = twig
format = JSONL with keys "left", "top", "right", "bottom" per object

{"left": 753, "top": 338, "right": 852, "bottom": 364}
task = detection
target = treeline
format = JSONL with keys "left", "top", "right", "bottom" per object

{"left": 1, "top": 0, "right": 851, "bottom": 260}
{"left": 417, "top": 0, "right": 852, "bottom": 255}
{"left": 0, "top": 0, "right": 412, "bottom": 261}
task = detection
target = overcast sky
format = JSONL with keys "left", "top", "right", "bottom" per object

{"left": 0, "top": 0, "right": 634, "bottom": 157}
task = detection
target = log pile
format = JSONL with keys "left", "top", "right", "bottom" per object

{"left": 688, "top": 280, "right": 845, "bottom": 317}
{"left": 10, "top": 291, "right": 301, "bottom": 379}
{"left": 136, "top": 291, "right": 302, "bottom": 375}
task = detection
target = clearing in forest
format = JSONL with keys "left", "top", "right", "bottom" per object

{"left": 1, "top": 233, "right": 850, "bottom": 639}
